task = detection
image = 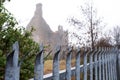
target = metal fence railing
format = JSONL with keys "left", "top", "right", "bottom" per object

{"left": 4, "top": 41, "right": 120, "bottom": 80}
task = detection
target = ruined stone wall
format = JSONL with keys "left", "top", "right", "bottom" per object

{"left": 26, "top": 3, "right": 68, "bottom": 50}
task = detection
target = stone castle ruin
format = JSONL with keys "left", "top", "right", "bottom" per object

{"left": 26, "top": 3, "right": 68, "bottom": 50}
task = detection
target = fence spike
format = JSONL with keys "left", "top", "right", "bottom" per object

{"left": 98, "top": 47, "right": 103, "bottom": 80}
{"left": 34, "top": 44, "right": 44, "bottom": 80}
{"left": 5, "top": 41, "right": 20, "bottom": 80}
{"left": 89, "top": 48, "right": 98, "bottom": 80}
{"left": 53, "top": 45, "right": 61, "bottom": 80}
{"left": 66, "top": 47, "right": 72, "bottom": 80}
{"left": 94, "top": 47, "right": 101, "bottom": 80}
{"left": 83, "top": 48, "right": 90, "bottom": 80}
{"left": 117, "top": 49, "right": 120, "bottom": 80}
{"left": 75, "top": 48, "right": 81, "bottom": 80}
{"left": 104, "top": 48, "right": 108, "bottom": 80}
{"left": 101, "top": 48, "right": 105, "bottom": 80}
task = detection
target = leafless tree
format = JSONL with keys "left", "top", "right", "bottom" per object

{"left": 95, "top": 37, "right": 112, "bottom": 47}
{"left": 113, "top": 26, "right": 120, "bottom": 48}
{"left": 68, "top": 0, "right": 103, "bottom": 49}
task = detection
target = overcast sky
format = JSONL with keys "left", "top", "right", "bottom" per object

{"left": 5, "top": 0, "right": 120, "bottom": 32}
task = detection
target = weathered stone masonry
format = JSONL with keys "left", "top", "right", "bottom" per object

{"left": 26, "top": 3, "right": 68, "bottom": 50}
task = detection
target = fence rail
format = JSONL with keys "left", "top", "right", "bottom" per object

{"left": 4, "top": 41, "right": 120, "bottom": 80}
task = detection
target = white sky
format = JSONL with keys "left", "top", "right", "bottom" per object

{"left": 5, "top": 0, "right": 120, "bottom": 32}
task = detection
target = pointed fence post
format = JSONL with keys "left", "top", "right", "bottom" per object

{"left": 108, "top": 48, "right": 115, "bottom": 80}
{"left": 53, "top": 46, "right": 61, "bottom": 80}
{"left": 98, "top": 48, "right": 102, "bottom": 80}
{"left": 66, "top": 47, "right": 72, "bottom": 80}
{"left": 110, "top": 48, "right": 115, "bottom": 80}
{"left": 104, "top": 48, "right": 108, "bottom": 80}
{"left": 94, "top": 48, "right": 100, "bottom": 80}
{"left": 110, "top": 48, "right": 113, "bottom": 80}
{"left": 34, "top": 44, "right": 44, "bottom": 80}
{"left": 75, "top": 48, "right": 80, "bottom": 80}
{"left": 115, "top": 48, "right": 119, "bottom": 80}
{"left": 5, "top": 41, "right": 20, "bottom": 80}
{"left": 109, "top": 48, "right": 115, "bottom": 80}
{"left": 107, "top": 49, "right": 114, "bottom": 80}
{"left": 117, "top": 48, "right": 120, "bottom": 80}
{"left": 107, "top": 48, "right": 111, "bottom": 80}
{"left": 101, "top": 48, "right": 105, "bottom": 80}
{"left": 83, "top": 48, "right": 90, "bottom": 80}
{"left": 114, "top": 48, "right": 118, "bottom": 80}
{"left": 113, "top": 48, "right": 118, "bottom": 80}
{"left": 89, "top": 48, "right": 97, "bottom": 80}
